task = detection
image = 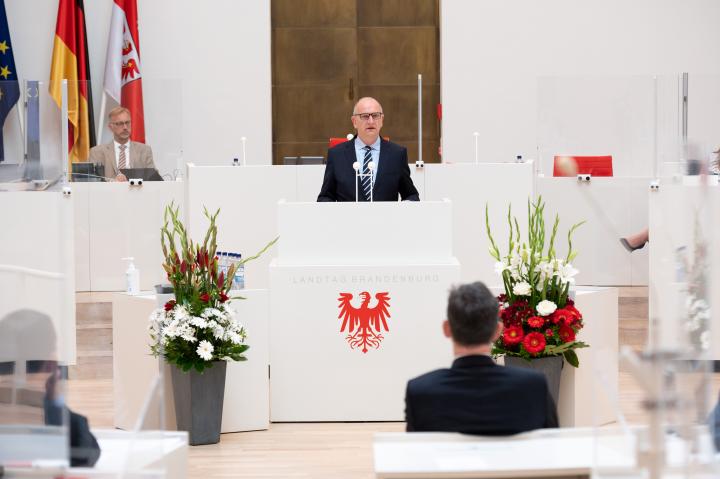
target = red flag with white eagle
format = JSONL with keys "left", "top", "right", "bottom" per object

{"left": 103, "top": 0, "right": 145, "bottom": 142}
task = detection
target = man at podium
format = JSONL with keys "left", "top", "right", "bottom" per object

{"left": 89, "top": 106, "right": 156, "bottom": 182}
{"left": 317, "top": 97, "right": 419, "bottom": 202}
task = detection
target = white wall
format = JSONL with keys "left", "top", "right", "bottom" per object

{"left": 441, "top": 0, "right": 720, "bottom": 175}
{"left": 4, "top": 0, "right": 271, "bottom": 174}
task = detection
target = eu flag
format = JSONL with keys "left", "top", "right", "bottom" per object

{"left": 0, "top": 0, "right": 19, "bottom": 162}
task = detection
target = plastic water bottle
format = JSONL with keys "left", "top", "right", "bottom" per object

{"left": 232, "top": 254, "right": 245, "bottom": 290}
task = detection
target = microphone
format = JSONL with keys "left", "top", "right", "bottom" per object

{"left": 353, "top": 161, "right": 360, "bottom": 202}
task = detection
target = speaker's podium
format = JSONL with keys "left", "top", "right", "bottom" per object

{"left": 269, "top": 200, "right": 460, "bottom": 421}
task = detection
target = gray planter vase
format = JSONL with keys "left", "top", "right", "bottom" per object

{"left": 170, "top": 361, "right": 227, "bottom": 446}
{"left": 504, "top": 355, "right": 563, "bottom": 406}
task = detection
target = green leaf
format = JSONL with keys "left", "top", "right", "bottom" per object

{"left": 563, "top": 349, "right": 579, "bottom": 368}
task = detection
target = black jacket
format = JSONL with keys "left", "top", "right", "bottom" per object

{"left": 317, "top": 138, "right": 419, "bottom": 202}
{"left": 405, "top": 355, "right": 558, "bottom": 434}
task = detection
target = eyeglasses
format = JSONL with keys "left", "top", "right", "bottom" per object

{"left": 353, "top": 112, "right": 383, "bottom": 121}
{"left": 111, "top": 121, "right": 131, "bottom": 127}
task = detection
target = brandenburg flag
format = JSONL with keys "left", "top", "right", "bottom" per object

{"left": 49, "top": 0, "right": 96, "bottom": 164}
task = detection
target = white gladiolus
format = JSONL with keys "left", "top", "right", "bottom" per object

{"left": 512, "top": 281, "right": 532, "bottom": 296}
{"left": 196, "top": 340, "right": 214, "bottom": 361}
{"left": 536, "top": 300, "right": 557, "bottom": 316}
{"left": 495, "top": 261, "right": 509, "bottom": 275}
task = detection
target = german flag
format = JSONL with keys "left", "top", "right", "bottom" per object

{"left": 49, "top": 0, "right": 96, "bottom": 165}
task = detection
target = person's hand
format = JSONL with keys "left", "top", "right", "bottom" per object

{"left": 115, "top": 173, "right": 128, "bottom": 182}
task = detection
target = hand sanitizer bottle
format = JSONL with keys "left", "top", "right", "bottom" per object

{"left": 122, "top": 257, "right": 140, "bottom": 295}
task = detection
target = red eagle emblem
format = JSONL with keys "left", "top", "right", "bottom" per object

{"left": 338, "top": 291, "right": 391, "bottom": 353}
{"left": 122, "top": 39, "right": 133, "bottom": 56}
{"left": 122, "top": 59, "right": 139, "bottom": 81}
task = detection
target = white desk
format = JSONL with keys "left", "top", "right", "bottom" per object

{"left": 112, "top": 290, "right": 269, "bottom": 433}
{"left": 373, "top": 427, "right": 718, "bottom": 478}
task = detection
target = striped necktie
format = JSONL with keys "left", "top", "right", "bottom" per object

{"left": 361, "top": 145, "right": 373, "bottom": 201}
{"left": 118, "top": 144, "right": 127, "bottom": 170}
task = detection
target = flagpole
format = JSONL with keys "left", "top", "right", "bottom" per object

{"left": 97, "top": 91, "right": 107, "bottom": 145}
{"left": 16, "top": 79, "right": 25, "bottom": 147}
{"left": 61, "top": 79, "right": 70, "bottom": 182}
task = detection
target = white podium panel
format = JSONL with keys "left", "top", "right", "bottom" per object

{"left": 270, "top": 263, "right": 459, "bottom": 421}
{"left": 270, "top": 200, "right": 460, "bottom": 421}
{"left": 0, "top": 191, "right": 76, "bottom": 363}
{"left": 557, "top": 287, "right": 619, "bottom": 427}
{"left": 73, "top": 182, "right": 183, "bottom": 291}
{"left": 423, "top": 162, "right": 534, "bottom": 284}
{"left": 113, "top": 290, "right": 269, "bottom": 433}
{"left": 277, "top": 201, "right": 452, "bottom": 265}
{"left": 536, "top": 177, "right": 650, "bottom": 286}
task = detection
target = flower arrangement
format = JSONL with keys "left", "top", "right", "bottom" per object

{"left": 149, "top": 203, "right": 277, "bottom": 372}
{"left": 486, "top": 197, "right": 589, "bottom": 367}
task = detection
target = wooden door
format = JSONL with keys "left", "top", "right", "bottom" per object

{"left": 272, "top": 0, "right": 440, "bottom": 164}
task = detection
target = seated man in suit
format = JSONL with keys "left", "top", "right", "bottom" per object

{"left": 317, "top": 97, "right": 419, "bottom": 202}
{"left": 405, "top": 282, "right": 558, "bottom": 434}
{"left": 89, "top": 106, "right": 155, "bottom": 182}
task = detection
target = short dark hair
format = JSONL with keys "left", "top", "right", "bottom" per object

{"left": 446, "top": 282, "right": 499, "bottom": 346}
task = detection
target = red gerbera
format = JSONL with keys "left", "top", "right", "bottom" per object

{"left": 545, "top": 328, "right": 554, "bottom": 337}
{"left": 527, "top": 316, "right": 545, "bottom": 328}
{"left": 566, "top": 304, "right": 582, "bottom": 320}
{"left": 503, "top": 325, "right": 524, "bottom": 346}
{"left": 523, "top": 332, "right": 546, "bottom": 355}
{"left": 219, "top": 291, "right": 229, "bottom": 303}
{"left": 164, "top": 299, "right": 176, "bottom": 311}
{"left": 551, "top": 308, "right": 571, "bottom": 325}
{"left": 559, "top": 324, "right": 576, "bottom": 342}
{"left": 199, "top": 292, "right": 211, "bottom": 303}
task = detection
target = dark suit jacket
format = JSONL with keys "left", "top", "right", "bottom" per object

{"left": 317, "top": 138, "right": 419, "bottom": 202}
{"left": 44, "top": 399, "right": 101, "bottom": 467}
{"left": 405, "top": 355, "right": 558, "bottom": 435}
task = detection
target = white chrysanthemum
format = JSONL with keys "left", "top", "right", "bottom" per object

{"left": 227, "top": 331, "right": 243, "bottom": 344}
{"left": 700, "top": 330, "right": 710, "bottom": 351}
{"left": 555, "top": 263, "right": 579, "bottom": 284}
{"left": 178, "top": 324, "right": 197, "bottom": 343}
{"left": 213, "top": 326, "right": 225, "bottom": 340}
{"left": 536, "top": 300, "right": 557, "bottom": 317}
{"left": 190, "top": 316, "right": 208, "bottom": 329}
{"left": 149, "top": 308, "right": 166, "bottom": 324}
{"left": 512, "top": 281, "right": 532, "bottom": 296}
{"left": 162, "top": 322, "right": 179, "bottom": 338}
{"left": 174, "top": 305, "right": 189, "bottom": 320}
{"left": 196, "top": 340, "right": 214, "bottom": 361}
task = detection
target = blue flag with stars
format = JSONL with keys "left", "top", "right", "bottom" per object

{"left": 0, "top": 0, "right": 19, "bottom": 163}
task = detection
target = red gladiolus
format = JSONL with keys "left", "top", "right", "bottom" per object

{"left": 523, "top": 332, "right": 546, "bottom": 355}
{"left": 559, "top": 324, "right": 576, "bottom": 342}
{"left": 180, "top": 260, "right": 187, "bottom": 274}
{"left": 219, "top": 292, "right": 229, "bottom": 303}
{"left": 164, "top": 299, "right": 176, "bottom": 311}
{"left": 199, "top": 293, "right": 211, "bottom": 303}
{"left": 527, "top": 316, "right": 544, "bottom": 328}
{"left": 217, "top": 271, "right": 225, "bottom": 289}
{"left": 503, "top": 325, "right": 524, "bottom": 346}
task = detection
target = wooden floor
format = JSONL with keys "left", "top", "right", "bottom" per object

{"left": 65, "top": 287, "right": 719, "bottom": 479}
